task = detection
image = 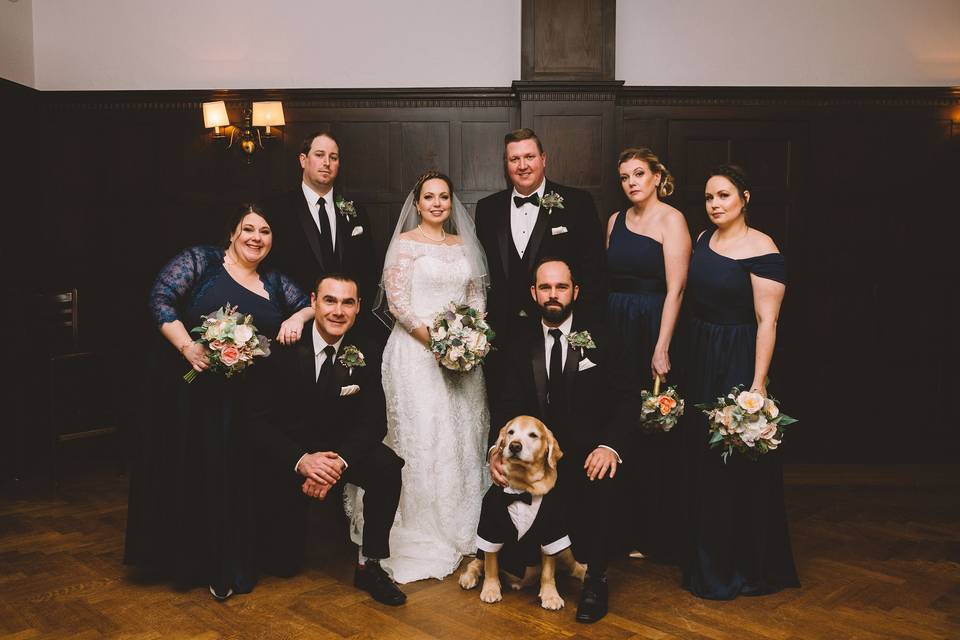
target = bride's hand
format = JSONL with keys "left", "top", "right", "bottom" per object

{"left": 411, "top": 326, "right": 432, "bottom": 349}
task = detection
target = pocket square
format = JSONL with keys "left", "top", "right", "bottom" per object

{"left": 351, "top": 226, "right": 364, "bottom": 237}
{"left": 578, "top": 358, "right": 597, "bottom": 372}
{"left": 551, "top": 226, "right": 568, "bottom": 236}
{"left": 340, "top": 384, "right": 360, "bottom": 396}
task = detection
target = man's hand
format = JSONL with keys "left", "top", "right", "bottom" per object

{"left": 489, "top": 449, "right": 509, "bottom": 487}
{"left": 302, "top": 478, "right": 331, "bottom": 500}
{"left": 296, "top": 451, "right": 345, "bottom": 485}
{"left": 584, "top": 447, "right": 618, "bottom": 481}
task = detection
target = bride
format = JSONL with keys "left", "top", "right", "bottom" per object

{"left": 348, "top": 170, "right": 490, "bottom": 583}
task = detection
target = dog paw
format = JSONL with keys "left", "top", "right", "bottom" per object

{"left": 459, "top": 571, "right": 479, "bottom": 590}
{"left": 480, "top": 581, "right": 502, "bottom": 603}
{"left": 539, "top": 593, "right": 564, "bottom": 610}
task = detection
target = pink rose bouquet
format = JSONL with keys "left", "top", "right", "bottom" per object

{"left": 183, "top": 303, "right": 271, "bottom": 383}
{"left": 429, "top": 301, "right": 495, "bottom": 372}
{"left": 695, "top": 384, "right": 798, "bottom": 462}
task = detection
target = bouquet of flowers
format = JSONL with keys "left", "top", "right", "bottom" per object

{"left": 429, "top": 301, "right": 495, "bottom": 372}
{"left": 183, "top": 304, "right": 271, "bottom": 383}
{"left": 695, "top": 385, "right": 798, "bottom": 463}
{"left": 639, "top": 375, "right": 684, "bottom": 433}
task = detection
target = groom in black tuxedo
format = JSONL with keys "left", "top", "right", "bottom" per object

{"left": 268, "top": 131, "right": 377, "bottom": 330}
{"left": 475, "top": 128, "right": 607, "bottom": 351}
{"left": 250, "top": 274, "right": 406, "bottom": 605}
{"left": 489, "top": 257, "right": 639, "bottom": 623}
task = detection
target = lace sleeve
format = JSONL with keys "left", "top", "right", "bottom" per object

{"left": 277, "top": 272, "right": 310, "bottom": 314}
{"left": 466, "top": 276, "right": 486, "bottom": 313}
{"left": 148, "top": 247, "right": 208, "bottom": 326}
{"left": 383, "top": 248, "right": 422, "bottom": 332}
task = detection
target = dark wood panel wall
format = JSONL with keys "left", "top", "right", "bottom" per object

{"left": 13, "top": 84, "right": 953, "bottom": 467}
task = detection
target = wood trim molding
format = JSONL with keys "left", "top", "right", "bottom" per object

{"left": 618, "top": 86, "right": 960, "bottom": 108}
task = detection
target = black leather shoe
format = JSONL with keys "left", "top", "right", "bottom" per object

{"left": 576, "top": 572, "right": 609, "bottom": 623}
{"left": 354, "top": 563, "right": 407, "bottom": 606}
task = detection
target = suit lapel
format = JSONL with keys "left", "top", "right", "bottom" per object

{"left": 530, "top": 328, "right": 548, "bottom": 416}
{"left": 295, "top": 190, "right": 326, "bottom": 271}
{"left": 297, "top": 331, "right": 316, "bottom": 386}
{"left": 496, "top": 191, "right": 512, "bottom": 279}
{"left": 564, "top": 314, "right": 587, "bottom": 399}
{"left": 332, "top": 188, "right": 348, "bottom": 266}
{"left": 524, "top": 181, "right": 556, "bottom": 267}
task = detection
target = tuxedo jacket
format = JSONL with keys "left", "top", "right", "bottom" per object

{"left": 267, "top": 187, "right": 376, "bottom": 306}
{"left": 475, "top": 179, "right": 607, "bottom": 338}
{"left": 490, "top": 314, "right": 639, "bottom": 459}
{"left": 248, "top": 322, "right": 387, "bottom": 473}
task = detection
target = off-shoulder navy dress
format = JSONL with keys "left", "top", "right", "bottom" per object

{"left": 681, "top": 228, "right": 799, "bottom": 599}
{"left": 606, "top": 211, "right": 684, "bottom": 563}
{"left": 124, "top": 246, "right": 308, "bottom": 595}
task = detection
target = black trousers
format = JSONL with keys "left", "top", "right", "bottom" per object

{"left": 557, "top": 452, "right": 617, "bottom": 573}
{"left": 341, "top": 443, "right": 403, "bottom": 559}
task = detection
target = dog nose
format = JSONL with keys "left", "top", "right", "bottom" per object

{"left": 508, "top": 441, "right": 522, "bottom": 454}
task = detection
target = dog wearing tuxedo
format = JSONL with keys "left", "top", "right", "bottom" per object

{"left": 249, "top": 274, "right": 405, "bottom": 605}
{"left": 488, "top": 258, "right": 640, "bottom": 623}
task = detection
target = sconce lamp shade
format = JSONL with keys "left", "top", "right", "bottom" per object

{"left": 202, "top": 101, "right": 229, "bottom": 129}
{"left": 252, "top": 101, "right": 285, "bottom": 127}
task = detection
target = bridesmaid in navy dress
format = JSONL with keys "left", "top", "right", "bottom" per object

{"left": 125, "top": 204, "right": 313, "bottom": 599}
{"left": 682, "top": 165, "right": 799, "bottom": 599}
{"left": 606, "top": 148, "right": 691, "bottom": 563}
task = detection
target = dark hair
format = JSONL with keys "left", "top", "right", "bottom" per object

{"left": 300, "top": 130, "right": 340, "bottom": 156}
{"left": 224, "top": 203, "right": 271, "bottom": 248}
{"left": 708, "top": 164, "right": 751, "bottom": 214}
{"left": 531, "top": 256, "right": 577, "bottom": 286}
{"left": 618, "top": 147, "right": 675, "bottom": 198}
{"left": 504, "top": 128, "right": 544, "bottom": 154}
{"left": 413, "top": 170, "right": 454, "bottom": 200}
{"left": 314, "top": 272, "right": 359, "bottom": 296}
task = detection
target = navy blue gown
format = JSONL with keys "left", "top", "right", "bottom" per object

{"left": 125, "top": 246, "right": 308, "bottom": 594}
{"left": 682, "top": 228, "right": 799, "bottom": 599}
{"left": 606, "top": 211, "right": 684, "bottom": 564}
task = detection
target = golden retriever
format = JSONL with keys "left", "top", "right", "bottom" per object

{"left": 459, "top": 416, "right": 586, "bottom": 610}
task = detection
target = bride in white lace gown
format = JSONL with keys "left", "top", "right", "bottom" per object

{"left": 348, "top": 171, "right": 490, "bottom": 583}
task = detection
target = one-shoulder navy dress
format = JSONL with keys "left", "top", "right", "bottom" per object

{"left": 681, "top": 228, "right": 799, "bottom": 599}
{"left": 606, "top": 211, "right": 684, "bottom": 564}
{"left": 124, "top": 246, "right": 308, "bottom": 595}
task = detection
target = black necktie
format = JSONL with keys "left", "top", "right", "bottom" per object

{"left": 513, "top": 193, "right": 540, "bottom": 208}
{"left": 317, "top": 345, "right": 336, "bottom": 389}
{"left": 504, "top": 490, "right": 533, "bottom": 505}
{"left": 316, "top": 198, "right": 335, "bottom": 266}
{"left": 547, "top": 328, "right": 564, "bottom": 408}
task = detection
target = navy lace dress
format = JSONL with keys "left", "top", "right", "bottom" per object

{"left": 681, "top": 228, "right": 799, "bottom": 599}
{"left": 606, "top": 211, "right": 684, "bottom": 563}
{"left": 124, "top": 245, "right": 308, "bottom": 594}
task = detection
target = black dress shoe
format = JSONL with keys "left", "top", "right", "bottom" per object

{"left": 354, "top": 563, "right": 407, "bottom": 606}
{"left": 576, "top": 572, "right": 608, "bottom": 623}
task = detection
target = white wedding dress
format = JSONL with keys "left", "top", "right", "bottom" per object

{"left": 347, "top": 238, "right": 489, "bottom": 583}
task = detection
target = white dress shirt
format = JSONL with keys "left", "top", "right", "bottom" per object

{"left": 504, "top": 486, "right": 542, "bottom": 540}
{"left": 510, "top": 179, "right": 546, "bottom": 257}
{"left": 293, "top": 324, "right": 347, "bottom": 473}
{"left": 301, "top": 181, "right": 337, "bottom": 251}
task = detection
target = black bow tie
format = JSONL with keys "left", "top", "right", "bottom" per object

{"left": 504, "top": 490, "right": 533, "bottom": 505}
{"left": 513, "top": 193, "right": 540, "bottom": 208}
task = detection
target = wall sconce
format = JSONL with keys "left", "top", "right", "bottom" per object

{"left": 202, "top": 100, "right": 285, "bottom": 164}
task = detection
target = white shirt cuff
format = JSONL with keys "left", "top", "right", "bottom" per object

{"left": 598, "top": 445, "right": 622, "bottom": 464}
{"left": 294, "top": 452, "right": 308, "bottom": 474}
{"left": 338, "top": 456, "right": 348, "bottom": 470}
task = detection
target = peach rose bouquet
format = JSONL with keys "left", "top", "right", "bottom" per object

{"left": 695, "top": 384, "right": 797, "bottom": 462}
{"left": 429, "top": 301, "right": 495, "bottom": 372}
{"left": 639, "top": 375, "right": 685, "bottom": 432}
{"left": 183, "top": 303, "right": 271, "bottom": 383}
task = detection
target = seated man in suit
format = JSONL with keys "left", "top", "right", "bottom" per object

{"left": 250, "top": 273, "right": 405, "bottom": 605}
{"left": 488, "top": 257, "right": 640, "bottom": 623}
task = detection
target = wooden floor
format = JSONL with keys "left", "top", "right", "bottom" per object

{"left": 1, "top": 465, "right": 957, "bottom": 639}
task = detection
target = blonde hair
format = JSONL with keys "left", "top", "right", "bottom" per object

{"left": 618, "top": 148, "right": 674, "bottom": 198}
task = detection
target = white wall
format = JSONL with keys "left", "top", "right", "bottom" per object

{"left": 617, "top": 0, "right": 960, "bottom": 86}
{"left": 0, "top": 0, "right": 35, "bottom": 87}
{"left": 32, "top": 0, "right": 520, "bottom": 90}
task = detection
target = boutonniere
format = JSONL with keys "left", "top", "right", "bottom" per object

{"left": 334, "top": 196, "right": 358, "bottom": 220}
{"left": 337, "top": 345, "right": 366, "bottom": 375}
{"left": 566, "top": 330, "right": 596, "bottom": 357}
{"left": 540, "top": 191, "right": 565, "bottom": 214}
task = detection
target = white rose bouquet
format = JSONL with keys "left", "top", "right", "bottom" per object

{"left": 694, "top": 384, "right": 797, "bottom": 463}
{"left": 639, "top": 375, "right": 684, "bottom": 433}
{"left": 429, "top": 301, "right": 496, "bottom": 372}
{"left": 183, "top": 303, "right": 271, "bottom": 383}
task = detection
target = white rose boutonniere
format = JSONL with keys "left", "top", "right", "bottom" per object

{"left": 337, "top": 345, "right": 366, "bottom": 376}
{"left": 334, "top": 196, "right": 358, "bottom": 220}
{"left": 540, "top": 191, "right": 565, "bottom": 214}
{"left": 566, "top": 330, "right": 596, "bottom": 356}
